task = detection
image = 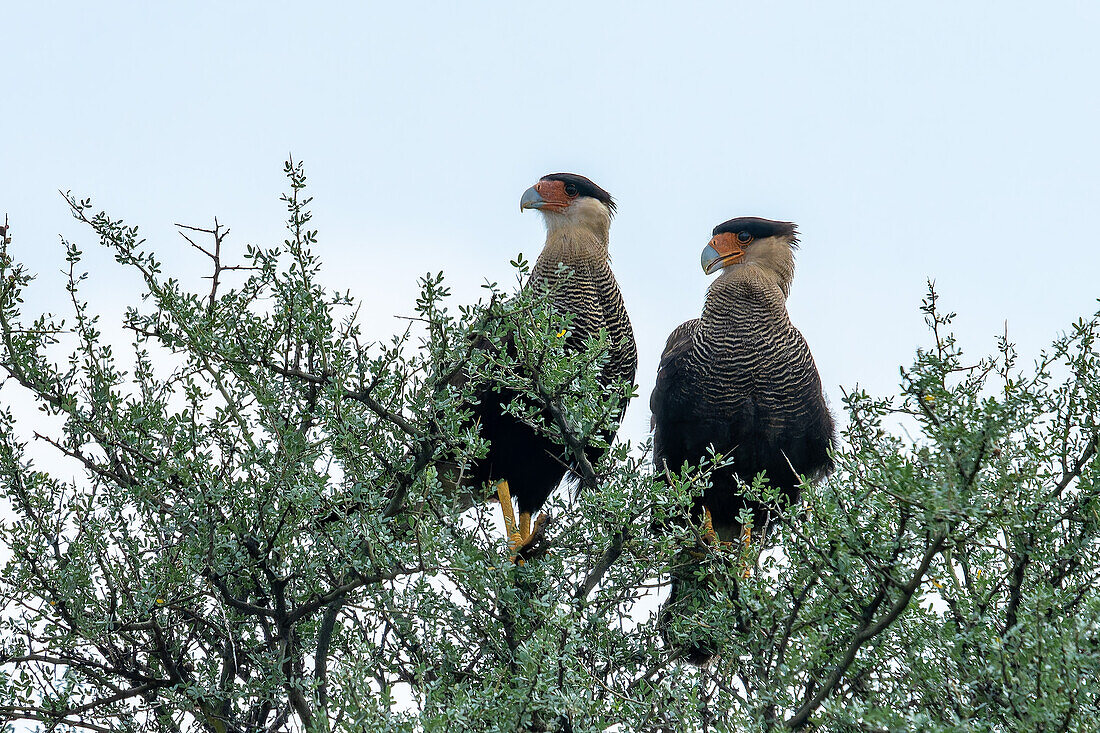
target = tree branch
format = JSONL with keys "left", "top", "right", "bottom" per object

{"left": 785, "top": 529, "right": 947, "bottom": 729}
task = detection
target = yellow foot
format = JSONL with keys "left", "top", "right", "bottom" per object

{"left": 496, "top": 483, "right": 548, "bottom": 563}
{"left": 511, "top": 511, "right": 550, "bottom": 564}
{"left": 512, "top": 510, "right": 532, "bottom": 565}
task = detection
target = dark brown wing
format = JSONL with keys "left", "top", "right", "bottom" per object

{"left": 649, "top": 318, "right": 700, "bottom": 452}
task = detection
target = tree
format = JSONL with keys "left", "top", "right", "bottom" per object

{"left": 2, "top": 161, "right": 1098, "bottom": 732}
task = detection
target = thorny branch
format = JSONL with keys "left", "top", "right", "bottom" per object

{"left": 176, "top": 220, "right": 257, "bottom": 316}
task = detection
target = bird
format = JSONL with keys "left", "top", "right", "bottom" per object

{"left": 650, "top": 216, "right": 834, "bottom": 662}
{"left": 443, "top": 173, "right": 637, "bottom": 556}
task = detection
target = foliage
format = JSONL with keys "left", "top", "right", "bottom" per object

{"left": 1, "top": 162, "right": 1098, "bottom": 732}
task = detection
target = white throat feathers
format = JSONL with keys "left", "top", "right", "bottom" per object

{"left": 538, "top": 197, "right": 613, "bottom": 261}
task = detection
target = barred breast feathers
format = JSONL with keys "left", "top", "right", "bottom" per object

{"left": 529, "top": 204, "right": 636, "bottom": 386}
{"left": 689, "top": 255, "right": 824, "bottom": 413}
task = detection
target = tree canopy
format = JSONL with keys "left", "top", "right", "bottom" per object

{"left": 2, "top": 162, "right": 1098, "bottom": 732}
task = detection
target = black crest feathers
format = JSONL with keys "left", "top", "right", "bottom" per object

{"left": 540, "top": 173, "right": 616, "bottom": 215}
{"left": 712, "top": 217, "right": 797, "bottom": 245}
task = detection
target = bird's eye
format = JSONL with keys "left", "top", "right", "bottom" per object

{"left": 564, "top": 183, "right": 579, "bottom": 197}
{"left": 737, "top": 232, "right": 753, "bottom": 244}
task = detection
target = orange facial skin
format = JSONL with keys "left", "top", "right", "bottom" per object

{"left": 702, "top": 232, "right": 746, "bottom": 273}
{"left": 531, "top": 179, "right": 574, "bottom": 212}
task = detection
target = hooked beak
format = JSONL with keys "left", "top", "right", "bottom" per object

{"left": 701, "top": 244, "right": 723, "bottom": 274}
{"left": 520, "top": 185, "right": 546, "bottom": 212}
{"left": 700, "top": 233, "right": 745, "bottom": 274}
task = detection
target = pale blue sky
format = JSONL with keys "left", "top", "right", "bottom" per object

{"left": 3, "top": 2, "right": 1099, "bottom": 445}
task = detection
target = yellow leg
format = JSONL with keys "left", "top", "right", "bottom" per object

{"left": 702, "top": 508, "right": 719, "bottom": 545}
{"left": 519, "top": 512, "right": 532, "bottom": 544}
{"left": 496, "top": 481, "right": 521, "bottom": 550}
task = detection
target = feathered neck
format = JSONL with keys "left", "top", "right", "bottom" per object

{"left": 704, "top": 258, "right": 795, "bottom": 322}
{"left": 708, "top": 237, "right": 796, "bottom": 300}
{"left": 537, "top": 198, "right": 612, "bottom": 263}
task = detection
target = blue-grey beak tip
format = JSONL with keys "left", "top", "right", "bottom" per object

{"left": 520, "top": 185, "right": 545, "bottom": 212}
{"left": 701, "top": 243, "right": 721, "bottom": 274}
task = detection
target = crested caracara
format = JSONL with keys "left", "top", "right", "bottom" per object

{"left": 650, "top": 217, "right": 834, "bottom": 662}
{"left": 447, "top": 173, "right": 637, "bottom": 556}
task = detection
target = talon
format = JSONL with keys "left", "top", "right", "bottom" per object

{"left": 509, "top": 511, "right": 534, "bottom": 565}
{"left": 513, "top": 512, "right": 551, "bottom": 564}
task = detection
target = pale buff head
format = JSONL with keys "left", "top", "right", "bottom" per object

{"left": 700, "top": 217, "right": 798, "bottom": 297}
{"left": 520, "top": 173, "right": 615, "bottom": 260}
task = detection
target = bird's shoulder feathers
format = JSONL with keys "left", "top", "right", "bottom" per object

{"left": 649, "top": 318, "right": 701, "bottom": 425}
